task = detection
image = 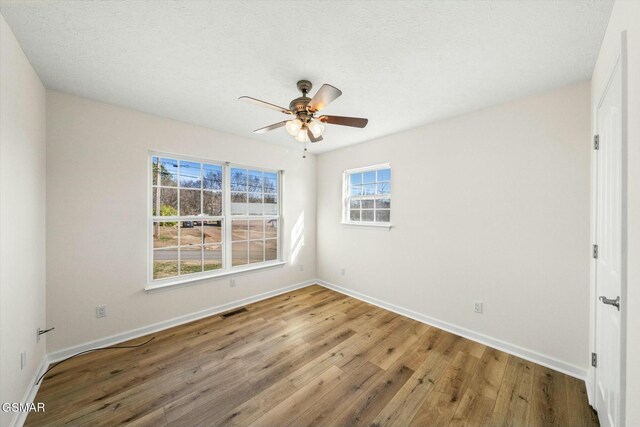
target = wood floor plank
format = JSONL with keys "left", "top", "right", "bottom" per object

{"left": 528, "top": 365, "right": 569, "bottom": 427}
{"left": 25, "top": 285, "right": 597, "bottom": 427}
{"left": 328, "top": 360, "right": 415, "bottom": 426}
{"left": 372, "top": 349, "right": 452, "bottom": 427}
{"left": 286, "top": 361, "right": 384, "bottom": 426}
{"left": 249, "top": 365, "right": 346, "bottom": 427}
{"left": 565, "top": 375, "right": 599, "bottom": 427}
{"left": 448, "top": 347, "right": 509, "bottom": 427}
{"left": 408, "top": 350, "right": 481, "bottom": 427}
{"left": 488, "top": 355, "right": 535, "bottom": 427}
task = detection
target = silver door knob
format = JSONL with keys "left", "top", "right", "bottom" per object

{"left": 599, "top": 296, "right": 620, "bottom": 311}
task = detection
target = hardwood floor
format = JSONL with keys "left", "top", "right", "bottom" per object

{"left": 27, "top": 285, "right": 598, "bottom": 426}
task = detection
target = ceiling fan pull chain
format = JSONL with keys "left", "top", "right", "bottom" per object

{"left": 302, "top": 141, "right": 307, "bottom": 159}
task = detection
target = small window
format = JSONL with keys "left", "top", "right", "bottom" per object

{"left": 343, "top": 164, "right": 391, "bottom": 225}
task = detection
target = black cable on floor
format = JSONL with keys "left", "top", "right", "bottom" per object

{"left": 36, "top": 336, "right": 156, "bottom": 384}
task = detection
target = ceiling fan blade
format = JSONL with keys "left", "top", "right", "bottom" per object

{"left": 253, "top": 121, "right": 288, "bottom": 134}
{"left": 239, "top": 96, "right": 292, "bottom": 115}
{"left": 307, "top": 129, "right": 323, "bottom": 143}
{"left": 307, "top": 84, "right": 342, "bottom": 112}
{"left": 319, "top": 115, "right": 368, "bottom": 128}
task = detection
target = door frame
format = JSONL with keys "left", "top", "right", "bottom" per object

{"left": 590, "top": 31, "right": 628, "bottom": 427}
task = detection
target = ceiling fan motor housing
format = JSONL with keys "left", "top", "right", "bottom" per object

{"left": 289, "top": 80, "right": 314, "bottom": 120}
{"left": 289, "top": 96, "right": 311, "bottom": 115}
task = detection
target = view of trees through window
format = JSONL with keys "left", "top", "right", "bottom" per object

{"left": 151, "top": 156, "right": 279, "bottom": 281}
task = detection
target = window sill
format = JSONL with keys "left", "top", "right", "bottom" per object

{"left": 145, "top": 260, "right": 286, "bottom": 293}
{"left": 341, "top": 221, "right": 392, "bottom": 230}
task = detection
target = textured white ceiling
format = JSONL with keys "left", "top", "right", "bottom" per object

{"left": 0, "top": 0, "right": 613, "bottom": 153}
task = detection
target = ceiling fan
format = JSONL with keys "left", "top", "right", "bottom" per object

{"left": 239, "top": 80, "right": 368, "bottom": 146}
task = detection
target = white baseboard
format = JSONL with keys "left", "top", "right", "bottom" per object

{"left": 585, "top": 367, "right": 595, "bottom": 406}
{"left": 10, "top": 355, "right": 49, "bottom": 427}
{"left": 317, "top": 279, "right": 588, "bottom": 381}
{"left": 47, "top": 279, "right": 316, "bottom": 363}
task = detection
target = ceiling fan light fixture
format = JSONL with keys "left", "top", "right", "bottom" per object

{"left": 285, "top": 119, "right": 302, "bottom": 136}
{"left": 308, "top": 120, "right": 325, "bottom": 138}
{"left": 295, "top": 128, "right": 308, "bottom": 143}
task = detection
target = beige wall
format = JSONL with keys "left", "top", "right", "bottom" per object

{"left": 0, "top": 14, "right": 47, "bottom": 427}
{"left": 316, "top": 81, "right": 591, "bottom": 372}
{"left": 45, "top": 91, "right": 316, "bottom": 353}
{"left": 591, "top": 1, "right": 640, "bottom": 425}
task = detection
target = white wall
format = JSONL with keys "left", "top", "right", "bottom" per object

{"left": 45, "top": 91, "right": 316, "bottom": 353}
{"left": 0, "top": 14, "right": 47, "bottom": 427}
{"left": 591, "top": 1, "right": 640, "bottom": 425}
{"left": 317, "top": 81, "right": 591, "bottom": 372}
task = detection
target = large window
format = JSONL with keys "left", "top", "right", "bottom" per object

{"left": 343, "top": 164, "right": 391, "bottom": 225}
{"left": 150, "top": 154, "right": 281, "bottom": 285}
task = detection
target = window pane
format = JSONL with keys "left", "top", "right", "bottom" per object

{"left": 249, "top": 220, "right": 264, "bottom": 240}
{"left": 350, "top": 185, "right": 362, "bottom": 197}
{"left": 203, "top": 191, "right": 222, "bottom": 216}
{"left": 203, "top": 244, "right": 222, "bottom": 271}
{"left": 264, "top": 172, "right": 277, "bottom": 194}
{"left": 377, "top": 182, "right": 391, "bottom": 195}
{"left": 265, "top": 239, "right": 278, "bottom": 261}
{"left": 231, "top": 168, "right": 247, "bottom": 191}
{"left": 350, "top": 210, "right": 361, "bottom": 221}
{"left": 180, "top": 189, "right": 201, "bottom": 216}
{"left": 179, "top": 161, "right": 201, "bottom": 188}
{"left": 377, "top": 168, "right": 391, "bottom": 182}
{"left": 249, "top": 240, "right": 264, "bottom": 264}
{"left": 203, "top": 220, "right": 222, "bottom": 244}
{"left": 152, "top": 157, "right": 160, "bottom": 186}
{"left": 232, "top": 220, "right": 248, "bottom": 241}
{"left": 153, "top": 188, "right": 177, "bottom": 216}
{"left": 376, "top": 210, "right": 390, "bottom": 223}
{"left": 180, "top": 246, "right": 202, "bottom": 275}
{"left": 232, "top": 241, "right": 248, "bottom": 266}
{"left": 361, "top": 199, "right": 374, "bottom": 209}
{"left": 180, "top": 221, "right": 202, "bottom": 246}
{"left": 159, "top": 158, "right": 178, "bottom": 186}
{"left": 349, "top": 199, "right": 361, "bottom": 209}
{"left": 231, "top": 192, "right": 248, "bottom": 215}
{"left": 363, "top": 171, "right": 376, "bottom": 184}
{"left": 248, "top": 170, "right": 263, "bottom": 193}
{"left": 203, "top": 164, "right": 222, "bottom": 190}
{"left": 362, "top": 210, "right": 374, "bottom": 221}
{"left": 153, "top": 222, "right": 178, "bottom": 248}
{"left": 153, "top": 248, "right": 178, "bottom": 279}
{"left": 248, "top": 193, "right": 263, "bottom": 215}
{"left": 375, "top": 199, "right": 391, "bottom": 209}
{"left": 264, "top": 194, "right": 277, "bottom": 215}
{"left": 350, "top": 173, "right": 362, "bottom": 185}
{"left": 362, "top": 184, "right": 376, "bottom": 195}
{"left": 265, "top": 219, "right": 277, "bottom": 239}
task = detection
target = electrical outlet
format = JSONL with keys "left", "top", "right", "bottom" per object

{"left": 474, "top": 301, "right": 483, "bottom": 314}
{"left": 340, "top": 268, "right": 346, "bottom": 276}
{"left": 96, "top": 304, "right": 107, "bottom": 318}
{"left": 230, "top": 279, "right": 236, "bottom": 288}
{"left": 20, "top": 351, "right": 26, "bottom": 370}
{"left": 299, "top": 264, "right": 304, "bottom": 272}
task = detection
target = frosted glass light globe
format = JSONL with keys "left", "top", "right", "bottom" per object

{"left": 308, "top": 120, "right": 325, "bottom": 138}
{"left": 286, "top": 119, "right": 302, "bottom": 136}
{"left": 295, "top": 128, "right": 308, "bottom": 143}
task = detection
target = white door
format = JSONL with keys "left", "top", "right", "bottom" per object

{"left": 594, "top": 56, "right": 624, "bottom": 427}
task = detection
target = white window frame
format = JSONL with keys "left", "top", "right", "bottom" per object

{"left": 342, "top": 163, "right": 392, "bottom": 228}
{"left": 147, "top": 151, "right": 284, "bottom": 291}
